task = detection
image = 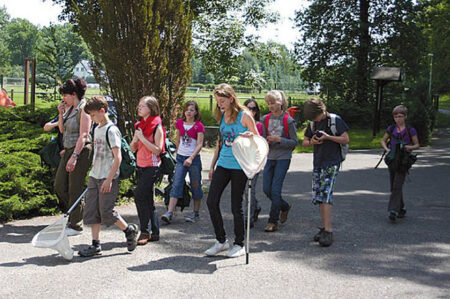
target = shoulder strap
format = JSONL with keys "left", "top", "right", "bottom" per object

{"left": 105, "top": 124, "right": 115, "bottom": 149}
{"left": 309, "top": 121, "right": 314, "bottom": 133}
{"left": 76, "top": 101, "right": 85, "bottom": 124}
{"left": 329, "top": 113, "right": 337, "bottom": 136}
{"left": 405, "top": 126, "right": 412, "bottom": 143}
{"left": 62, "top": 106, "right": 73, "bottom": 124}
{"left": 282, "top": 113, "right": 289, "bottom": 138}
{"left": 264, "top": 113, "right": 272, "bottom": 136}
{"left": 152, "top": 123, "right": 166, "bottom": 154}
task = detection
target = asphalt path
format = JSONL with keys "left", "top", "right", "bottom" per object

{"left": 1, "top": 128, "right": 449, "bottom": 298}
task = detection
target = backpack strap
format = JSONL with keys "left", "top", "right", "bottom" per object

{"left": 152, "top": 123, "right": 166, "bottom": 154}
{"left": 105, "top": 124, "right": 116, "bottom": 149}
{"left": 329, "top": 113, "right": 338, "bottom": 136}
{"left": 282, "top": 113, "right": 289, "bottom": 138}
{"left": 405, "top": 126, "right": 412, "bottom": 144}
{"left": 264, "top": 113, "right": 272, "bottom": 136}
{"left": 264, "top": 112, "right": 289, "bottom": 138}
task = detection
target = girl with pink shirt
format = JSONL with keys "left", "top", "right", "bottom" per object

{"left": 161, "top": 101, "right": 205, "bottom": 224}
{"left": 130, "top": 96, "right": 165, "bottom": 245}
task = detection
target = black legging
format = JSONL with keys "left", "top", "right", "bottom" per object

{"left": 134, "top": 166, "right": 160, "bottom": 235}
{"left": 207, "top": 166, "right": 248, "bottom": 246}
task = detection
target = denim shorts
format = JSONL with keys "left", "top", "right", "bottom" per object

{"left": 170, "top": 154, "right": 203, "bottom": 200}
{"left": 312, "top": 164, "right": 340, "bottom": 205}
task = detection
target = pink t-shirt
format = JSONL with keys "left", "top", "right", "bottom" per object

{"left": 256, "top": 122, "right": 263, "bottom": 136}
{"left": 175, "top": 119, "right": 205, "bottom": 138}
{"left": 175, "top": 119, "right": 205, "bottom": 157}
{"left": 137, "top": 132, "right": 161, "bottom": 167}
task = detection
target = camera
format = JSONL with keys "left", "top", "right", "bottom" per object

{"left": 314, "top": 130, "right": 323, "bottom": 138}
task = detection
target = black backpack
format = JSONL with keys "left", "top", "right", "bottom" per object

{"left": 163, "top": 181, "right": 192, "bottom": 211}
{"left": 384, "top": 125, "right": 417, "bottom": 173}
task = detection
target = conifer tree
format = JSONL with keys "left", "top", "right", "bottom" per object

{"left": 66, "top": 0, "right": 192, "bottom": 132}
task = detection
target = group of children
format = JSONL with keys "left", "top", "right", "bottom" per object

{"left": 54, "top": 80, "right": 418, "bottom": 258}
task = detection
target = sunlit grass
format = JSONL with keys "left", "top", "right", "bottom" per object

{"left": 294, "top": 127, "right": 384, "bottom": 153}
{"left": 438, "top": 93, "right": 450, "bottom": 110}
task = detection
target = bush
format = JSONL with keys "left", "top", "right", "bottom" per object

{"left": 0, "top": 116, "right": 58, "bottom": 222}
{"left": 0, "top": 106, "right": 135, "bottom": 222}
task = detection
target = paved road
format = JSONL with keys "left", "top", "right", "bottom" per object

{"left": 1, "top": 129, "right": 449, "bottom": 298}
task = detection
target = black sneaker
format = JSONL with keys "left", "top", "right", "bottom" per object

{"left": 389, "top": 211, "right": 397, "bottom": 223}
{"left": 125, "top": 224, "right": 139, "bottom": 252}
{"left": 78, "top": 245, "right": 102, "bottom": 257}
{"left": 313, "top": 227, "right": 325, "bottom": 242}
{"left": 318, "top": 231, "right": 333, "bottom": 247}
{"left": 397, "top": 208, "right": 407, "bottom": 219}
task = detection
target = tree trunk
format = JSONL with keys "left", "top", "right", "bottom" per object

{"left": 357, "top": 0, "right": 370, "bottom": 103}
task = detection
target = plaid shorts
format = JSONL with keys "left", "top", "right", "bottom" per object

{"left": 312, "top": 164, "right": 340, "bottom": 205}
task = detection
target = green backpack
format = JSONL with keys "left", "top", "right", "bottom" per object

{"left": 152, "top": 124, "right": 176, "bottom": 175}
{"left": 106, "top": 125, "right": 137, "bottom": 179}
{"left": 39, "top": 136, "right": 62, "bottom": 168}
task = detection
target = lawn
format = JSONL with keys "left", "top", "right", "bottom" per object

{"left": 294, "top": 127, "right": 384, "bottom": 153}
{"left": 8, "top": 86, "right": 310, "bottom": 110}
{"left": 438, "top": 93, "right": 450, "bottom": 110}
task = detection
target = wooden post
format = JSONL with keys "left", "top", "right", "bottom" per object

{"left": 24, "top": 58, "right": 30, "bottom": 105}
{"left": 10, "top": 89, "right": 14, "bottom": 100}
{"left": 31, "top": 58, "right": 36, "bottom": 111}
{"left": 209, "top": 95, "right": 213, "bottom": 112}
{"left": 288, "top": 96, "right": 291, "bottom": 107}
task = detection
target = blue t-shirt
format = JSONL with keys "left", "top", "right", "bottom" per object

{"left": 217, "top": 111, "right": 248, "bottom": 169}
{"left": 305, "top": 113, "right": 349, "bottom": 169}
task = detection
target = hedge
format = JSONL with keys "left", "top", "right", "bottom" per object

{"left": 0, "top": 106, "right": 135, "bottom": 222}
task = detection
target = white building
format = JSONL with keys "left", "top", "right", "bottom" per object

{"left": 73, "top": 60, "right": 93, "bottom": 79}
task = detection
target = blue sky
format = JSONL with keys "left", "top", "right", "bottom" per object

{"left": 0, "top": 0, "right": 308, "bottom": 49}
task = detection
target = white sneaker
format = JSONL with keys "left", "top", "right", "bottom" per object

{"left": 227, "top": 245, "right": 245, "bottom": 258}
{"left": 204, "top": 240, "right": 230, "bottom": 256}
{"left": 65, "top": 227, "right": 82, "bottom": 236}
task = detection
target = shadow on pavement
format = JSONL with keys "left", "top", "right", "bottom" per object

{"left": 0, "top": 241, "right": 130, "bottom": 267}
{"left": 0, "top": 224, "right": 46, "bottom": 244}
{"left": 128, "top": 255, "right": 221, "bottom": 274}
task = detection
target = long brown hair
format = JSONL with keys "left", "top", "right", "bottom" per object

{"left": 213, "top": 83, "right": 245, "bottom": 124}
{"left": 182, "top": 100, "right": 201, "bottom": 121}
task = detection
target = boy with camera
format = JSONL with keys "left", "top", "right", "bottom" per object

{"left": 302, "top": 98, "right": 349, "bottom": 247}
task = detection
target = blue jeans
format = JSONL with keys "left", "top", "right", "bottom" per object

{"left": 263, "top": 159, "right": 291, "bottom": 224}
{"left": 134, "top": 166, "right": 160, "bottom": 235}
{"left": 170, "top": 154, "right": 203, "bottom": 200}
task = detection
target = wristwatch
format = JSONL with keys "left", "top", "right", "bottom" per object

{"left": 72, "top": 152, "right": 79, "bottom": 158}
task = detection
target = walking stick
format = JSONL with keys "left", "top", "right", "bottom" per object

{"left": 246, "top": 179, "right": 252, "bottom": 265}
{"left": 375, "top": 150, "right": 386, "bottom": 169}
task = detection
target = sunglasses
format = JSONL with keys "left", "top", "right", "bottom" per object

{"left": 247, "top": 106, "right": 258, "bottom": 111}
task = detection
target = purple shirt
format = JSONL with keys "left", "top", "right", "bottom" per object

{"left": 387, "top": 125, "right": 417, "bottom": 150}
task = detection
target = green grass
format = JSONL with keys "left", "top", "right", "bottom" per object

{"left": 436, "top": 111, "right": 450, "bottom": 128}
{"left": 8, "top": 87, "right": 310, "bottom": 110}
{"left": 438, "top": 94, "right": 450, "bottom": 110}
{"left": 294, "top": 127, "right": 384, "bottom": 153}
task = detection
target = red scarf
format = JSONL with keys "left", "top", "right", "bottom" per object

{"left": 135, "top": 115, "right": 162, "bottom": 138}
